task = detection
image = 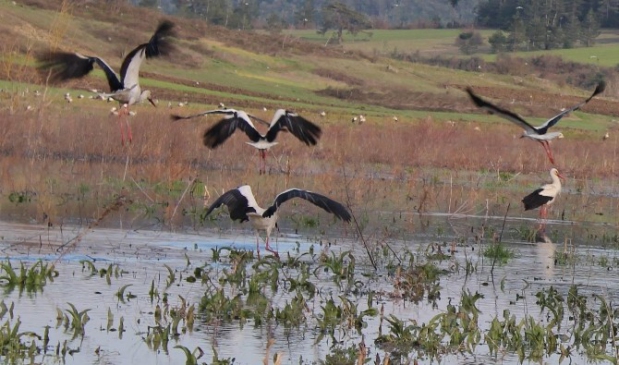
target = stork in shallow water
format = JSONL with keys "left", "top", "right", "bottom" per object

{"left": 204, "top": 185, "right": 351, "bottom": 257}
{"left": 522, "top": 168, "right": 565, "bottom": 228}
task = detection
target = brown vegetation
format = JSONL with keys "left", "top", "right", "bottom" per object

{"left": 1, "top": 95, "right": 618, "bottom": 235}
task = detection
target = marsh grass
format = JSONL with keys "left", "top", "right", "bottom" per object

{"left": 1, "top": 97, "right": 618, "bottom": 249}
{"left": 483, "top": 244, "right": 516, "bottom": 265}
{"left": 0, "top": 260, "right": 58, "bottom": 292}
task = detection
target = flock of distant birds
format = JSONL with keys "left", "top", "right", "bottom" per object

{"left": 34, "top": 20, "right": 607, "bottom": 255}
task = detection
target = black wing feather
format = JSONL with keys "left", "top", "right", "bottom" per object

{"left": 536, "top": 80, "right": 606, "bottom": 133}
{"left": 522, "top": 188, "right": 553, "bottom": 211}
{"left": 204, "top": 188, "right": 250, "bottom": 222}
{"left": 466, "top": 88, "right": 540, "bottom": 133}
{"left": 203, "top": 114, "right": 262, "bottom": 148}
{"left": 263, "top": 189, "right": 351, "bottom": 222}
{"left": 265, "top": 111, "right": 322, "bottom": 145}
{"left": 36, "top": 52, "right": 94, "bottom": 84}
{"left": 119, "top": 20, "right": 175, "bottom": 83}
{"left": 92, "top": 57, "right": 124, "bottom": 91}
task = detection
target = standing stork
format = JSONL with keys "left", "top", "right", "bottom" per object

{"left": 171, "top": 108, "right": 322, "bottom": 174}
{"left": 522, "top": 168, "right": 565, "bottom": 228}
{"left": 204, "top": 185, "right": 351, "bottom": 257}
{"left": 37, "top": 20, "right": 176, "bottom": 145}
{"left": 466, "top": 82, "right": 605, "bottom": 164}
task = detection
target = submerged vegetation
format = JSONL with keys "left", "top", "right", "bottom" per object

{"left": 0, "top": 241, "right": 616, "bottom": 363}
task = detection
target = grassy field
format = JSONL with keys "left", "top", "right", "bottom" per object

{"left": 284, "top": 28, "right": 497, "bottom": 56}
{"left": 284, "top": 28, "right": 619, "bottom": 66}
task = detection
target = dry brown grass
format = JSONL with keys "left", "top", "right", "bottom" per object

{"left": 1, "top": 94, "right": 618, "bottom": 240}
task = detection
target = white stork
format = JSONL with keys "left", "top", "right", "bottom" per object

{"left": 204, "top": 185, "right": 351, "bottom": 257}
{"left": 522, "top": 168, "right": 565, "bottom": 225}
{"left": 466, "top": 82, "right": 605, "bottom": 164}
{"left": 37, "top": 20, "right": 176, "bottom": 145}
{"left": 171, "top": 108, "right": 322, "bottom": 174}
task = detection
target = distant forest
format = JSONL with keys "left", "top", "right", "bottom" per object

{"left": 135, "top": 0, "right": 480, "bottom": 29}
{"left": 135, "top": 0, "right": 616, "bottom": 51}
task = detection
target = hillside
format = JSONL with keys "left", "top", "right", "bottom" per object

{"left": 2, "top": 0, "right": 618, "bottom": 131}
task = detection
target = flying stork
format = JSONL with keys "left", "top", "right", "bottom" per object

{"left": 171, "top": 108, "right": 322, "bottom": 174}
{"left": 37, "top": 20, "right": 176, "bottom": 145}
{"left": 466, "top": 82, "right": 605, "bottom": 164}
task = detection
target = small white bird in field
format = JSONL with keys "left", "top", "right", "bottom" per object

{"left": 603, "top": 131, "right": 610, "bottom": 140}
{"left": 320, "top": 111, "right": 326, "bottom": 117}
{"left": 204, "top": 185, "right": 351, "bottom": 257}
{"left": 351, "top": 116, "right": 358, "bottom": 123}
{"left": 393, "top": 116, "right": 398, "bottom": 122}
{"left": 358, "top": 115, "right": 366, "bottom": 124}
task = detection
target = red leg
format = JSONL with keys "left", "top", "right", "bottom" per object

{"left": 118, "top": 115, "right": 125, "bottom": 146}
{"left": 260, "top": 150, "right": 267, "bottom": 175}
{"left": 540, "top": 141, "right": 555, "bottom": 164}
{"left": 264, "top": 235, "right": 279, "bottom": 258}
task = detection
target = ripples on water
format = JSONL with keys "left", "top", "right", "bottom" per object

{"left": 1, "top": 213, "right": 619, "bottom": 364}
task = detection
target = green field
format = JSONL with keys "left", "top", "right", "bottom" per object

{"left": 285, "top": 28, "right": 497, "bottom": 56}
{"left": 284, "top": 28, "right": 619, "bottom": 66}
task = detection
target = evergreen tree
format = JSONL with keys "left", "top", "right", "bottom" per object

{"left": 525, "top": 15, "right": 547, "bottom": 50}
{"left": 294, "top": 0, "right": 316, "bottom": 27}
{"left": 507, "top": 11, "right": 527, "bottom": 51}
{"left": 562, "top": 13, "right": 581, "bottom": 48}
{"left": 580, "top": 9, "right": 601, "bottom": 46}
{"left": 488, "top": 30, "right": 508, "bottom": 53}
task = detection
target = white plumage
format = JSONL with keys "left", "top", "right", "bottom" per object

{"left": 522, "top": 168, "right": 564, "bottom": 223}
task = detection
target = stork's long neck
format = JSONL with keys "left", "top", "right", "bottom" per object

{"left": 550, "top": 173, "right": 562, "bottom": 191}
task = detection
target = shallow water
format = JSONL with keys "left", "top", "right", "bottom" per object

{"left": 1, "top": 218, "right": 619, "bottom": 364}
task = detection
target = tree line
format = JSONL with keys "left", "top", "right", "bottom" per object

{"left": 137, "top": 0, "right": 478, "bottom": 31}
{"left": 476, "top": 0, "right": 614, "bottom": 51}
{"left": 136, "top": 0, "right": 613, "bottom": 52}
